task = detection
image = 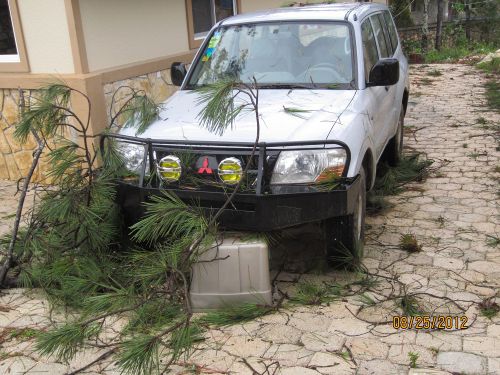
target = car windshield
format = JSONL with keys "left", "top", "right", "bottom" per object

{"left": 186, "top": 22, "right": 355, "bottom": 89}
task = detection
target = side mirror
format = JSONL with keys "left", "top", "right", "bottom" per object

{"left": 171, "top": 62, "right": 187, "bottom": 86}
{"left": 367, "top": 58, "right": 399, "bottom": 87}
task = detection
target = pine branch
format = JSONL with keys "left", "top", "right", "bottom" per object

{"left": 0, "top": 90, "right": 45, "bottom": 287}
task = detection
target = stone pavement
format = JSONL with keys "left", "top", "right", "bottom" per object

{"left": 0, "top": 63, "right": 498, "bottom": 374}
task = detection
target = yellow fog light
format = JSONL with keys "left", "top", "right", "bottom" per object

{"left": 157, "top": 155, "right": 182, "bottom": 182}
{"left": 218, "top": 157, "right": 243, "bottom": 185}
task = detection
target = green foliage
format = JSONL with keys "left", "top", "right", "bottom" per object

{"left": 283, "top": 106, "right": 312, "bottom": 119}
{"left": 36, "top": 323, "right": 100, "bottom": 363}
{"left": 478, "top": 57, "right": 500, "bottom": 75}
{"left": 478, "top": 297, "right": 500, "bottom": 319}
{"left": 125, "top": 301, "right": 182, "bottom": 333}
{"left": 424, "top": 43, "right": 496, "bottom": 63}
{"left": 389, "top": 0, "right": 413, "bottom": 28}
{"left": 408, "top": 351, "right": 419, "bottom": 368}
{"left": 121, "top": 95, "right": 160, "bottom": 135}
{"left": 371, "top": 154, "right": 433, "bottom": 197}
{"left": 400, "top": 295, "right": 424, "bottom": 316}
{"left": 195, "top": 78, "right": 251, "bottom": 135}
{"left": 291, "top": 280, "right": 342, "bottom": 305}
{"left": 168, "top": 323, "right": 204, "bottom": 361}
{"left": 328, "top": 241, "right": 364, "bottom": 271}
{"left": 8, "top": 328, "right": 39, "bottom": 341}
{"left": 484, "top": 80, "right": 500, "bottom": 113}
{"left": 117, "top": 334, "right": 161, "bottom": 375}
{"left": 130, "top": 192, "right": 207, "bottom": 245}
{"left": 14, "top": 83, "right": 72, "bottom": 144}
{"left": 399, "top": 233, "right": 422, "bottom": 253}
{"left": 15, "top": 80, "right": 267, "bottom": 375}
{"left": 201, "top": 303, "right": 274, "bottom": 327}
{"left": 486, "top": 235, "right": 500, "bottom": 248}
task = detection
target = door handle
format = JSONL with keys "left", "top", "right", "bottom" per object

{"left": 384, "top": 86, "right": 389, "bottom": 92}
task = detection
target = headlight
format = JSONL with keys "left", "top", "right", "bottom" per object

{"left": 270, "top": 149, "right": 346, "bottom": 185}
{"left": 116, "top": 141, "right": 146, "bottom": 175}
{"left": 218, "top": 157, "right": 243, "bottom": 185}
{"left": 157, "top": 155, "right": 182, "bottom": 182}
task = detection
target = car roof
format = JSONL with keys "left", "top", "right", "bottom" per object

{"left": 220, "top": 3, "right": 388, "bottom": 26}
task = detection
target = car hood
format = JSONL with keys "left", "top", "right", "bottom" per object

{"left": 120, "top": 89, "right": 356, "bottom": 143}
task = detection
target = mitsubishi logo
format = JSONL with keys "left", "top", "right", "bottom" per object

{"left": 196, "top": 156, "right": 217, "bottom": 175}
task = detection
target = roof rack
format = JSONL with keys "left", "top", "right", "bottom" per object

{"left": 344, "top": 2, "right": 364, "bottom": 21}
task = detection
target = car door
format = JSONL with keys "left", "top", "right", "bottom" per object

{"left": 373, "top": 13, "right": 398, "bottom": 143}
{"left": 360, "top": 17, "right": 388, "bottom": 159}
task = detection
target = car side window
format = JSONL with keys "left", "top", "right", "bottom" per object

{"left": 361, "top": 19, "right": 379, "bottom": 83}
{"left": 370, "top": 14, "right": 390, "bottom": 58}
{"left": 377, "top": 13, "right": 393, "bottom": 56}
{"left": 383, "top": 11, "right": 399, "bottom": 51}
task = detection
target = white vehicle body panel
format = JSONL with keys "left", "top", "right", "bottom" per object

{"left": 120, "top": 3, "right": 410, "bottom": 189}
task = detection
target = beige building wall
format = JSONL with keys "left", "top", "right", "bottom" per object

{"left": 79, "top": 0, "right": 190, "bottom": 72}
{"left": 17, "top": 0, "right": 75, "bottom": 74}
{"left": 240, "top": 0, "right": 285, "bottom": 13}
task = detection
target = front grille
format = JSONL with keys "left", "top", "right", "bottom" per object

{"left": 151, "top": 147, "right": 279, "bottom": 192}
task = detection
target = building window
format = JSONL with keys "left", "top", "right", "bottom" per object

{"left": 0, "top": 0, "right": 19, "bottom": 63}
{"left": 0, "top": 0, "right": 28, "bottom": 72}
{"left": 186, "top": 0, "right": 238, "bottom": 49}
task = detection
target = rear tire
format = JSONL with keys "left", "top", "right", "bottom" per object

{"left": 387, "top": 108, "right": 404, "bottom": 166}
{"left": 324, "top": 167, "right": 366, "bottom": 269}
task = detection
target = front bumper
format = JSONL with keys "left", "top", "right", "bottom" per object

{"left": 105, "top": 133, "right": 359, "bottom": 231}
{"left": 117, "top": 176, "right": 361, "bottom": 231}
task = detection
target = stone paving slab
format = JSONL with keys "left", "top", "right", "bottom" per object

{"left": 0, "top": 63, "right": 498, "bottom": 374}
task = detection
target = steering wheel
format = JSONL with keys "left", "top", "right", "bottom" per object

{"left": 305, "top": 63, "right": 344, "bottom": 84}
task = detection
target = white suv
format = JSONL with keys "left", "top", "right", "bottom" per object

{"left": 110, "top": 3, "right": 410, "bottom": 260}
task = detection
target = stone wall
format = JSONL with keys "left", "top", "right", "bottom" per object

{"left": 0, "top": 88, "right": 44, "bottom": 181}
{"left": 0, "top": 68, "right": 179, "bottom": 182}
{"left": 104, "top": 68, "right": 179, "bottom": 128}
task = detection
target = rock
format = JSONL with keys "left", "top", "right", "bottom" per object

{"left": 463, "top": 336, "right": 500, "bottom": 357}
{"left": 308, "top": 352, "right": 354, "bottom": 375}
{"left": 437, "top": 351, "right": 487, "bottom": 374}
{"left": 477, "top": 49, "right": 500, "bottom": 65}
{"left": 300, "top": 331, "right": 345, "bottom": 352}
{"left": 280, "top": 366, "right": 320, "bottom": 375}
{"left": 408, "top": 369, "right": 453, "bottom": 375}
{"left": 357, "top": 359, "right": 405, "bottom": 375}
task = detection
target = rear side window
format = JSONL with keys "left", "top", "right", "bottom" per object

{"left": 370, "top": 15, "right": 390, "bottom": 58}
{"left": 383, "top": 11, "right": 399, "bottom": 51}
{"left": 361, "top": 20, "right": 379, "bottom": 82}
{"left": 377, "top": 13, "right": 393, "bottom": 55}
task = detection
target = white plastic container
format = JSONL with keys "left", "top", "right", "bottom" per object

{"left": 190, "top": 235, "right": 272, "bottom": 311}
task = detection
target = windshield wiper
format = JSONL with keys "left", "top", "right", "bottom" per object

{"left": 257, "top": 83, "right": 316, "bottom": 89}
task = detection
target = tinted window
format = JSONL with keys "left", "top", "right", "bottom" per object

{"left": 377, "top": 14, "right": 393, "bottom": 55}
{"left": 191, "top": 0, "right": 235, "bottom": 38}
{"left": 0, "top": 0, "right": 17, "bottom": 56}
{"left": 371, "top": 15, "right": 390, "bottom": 58}
{"left": 383, "top": 11, "right": 399, "bottom": 51}
{"left": 361, "top": 20, "right": 379, "bottom": 82}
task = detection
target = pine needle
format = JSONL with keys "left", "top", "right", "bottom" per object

{"left": 195, "top": 78, "right": 250, "bottom": 135}
{"left": 121, "top": 95, "right": 160, "bottom": 135}
{"left": 117, "top": 334, "right": 161, "bottom": 375}
{"left": 201, "top": 303, "right": 274, "bottom": 327}
{"left": 130, "top": 192, "right": 206, "bottom": 244}
{"left": 283, "top": 106, "right": 312, "bottom": 119}
{"left": 36, "top": 323, "right": 100, "bottom": 363}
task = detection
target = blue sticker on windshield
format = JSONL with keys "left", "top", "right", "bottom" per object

{"left": 203, "top": 31, "right": 221, "bottom": 61}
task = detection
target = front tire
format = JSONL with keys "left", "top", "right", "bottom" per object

{"left": 387, "top": 108, "right": 405, "bottom": 166}
{"left": 324, "top": 167, "right": 366, "bottom": 269}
